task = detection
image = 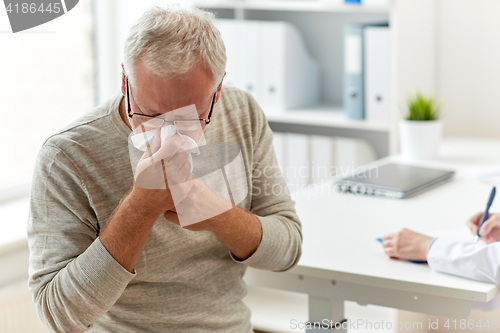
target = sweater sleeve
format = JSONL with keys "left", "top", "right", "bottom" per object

{"left": 28, "top": 144, "right": 135, "bottom": 333}
{"left": 230, "top": 92, "right": 303, "bottom": 272}
{"left": 427, "top": 237, "right": 500, "bottom": 285}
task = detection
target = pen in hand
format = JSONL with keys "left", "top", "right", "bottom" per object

{"left": 475, "top": 187, "right": 496, "bottom": 243}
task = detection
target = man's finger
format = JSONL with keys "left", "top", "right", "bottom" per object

{"left": 140, "top": 127, "right": 161, "bottom": 159}
{"left": 163, "top": 149, "right": 188, "bottom": 174}
{"left": 148, "top": 128, "right": 162, "bottom": 154}
{"left": 185, "top": 173, "right": 195, "bottom": 182}
{"left": 172, "top": 153, "right": 191, "bottom": 174}
{"left": 152, "top": 134, "right": 183, "bottom": 162}
{"left": 165, "top": 160, "right": 193, "bottom": 187}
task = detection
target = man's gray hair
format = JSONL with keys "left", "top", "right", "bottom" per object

{"left": 123, "top": 5, "right": 226, "bottom": 92}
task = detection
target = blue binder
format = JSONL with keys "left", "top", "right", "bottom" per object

{"left": 344, "top": 24, "right": 365, "bottom": 119}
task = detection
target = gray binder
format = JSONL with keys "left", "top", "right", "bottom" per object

{"left": 344, "top": 24, "right": 365, "bottom": 119}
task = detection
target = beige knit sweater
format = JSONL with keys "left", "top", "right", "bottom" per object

{"left": 28, "top": 86, "right": 302, "bottom": 333}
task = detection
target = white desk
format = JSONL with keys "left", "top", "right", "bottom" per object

{"left": 244, "top": 136, "right": 500, "bottom": 332}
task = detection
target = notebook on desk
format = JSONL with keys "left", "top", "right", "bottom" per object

{"left": 334, "top": 162, "right": 455, "bottom": 199}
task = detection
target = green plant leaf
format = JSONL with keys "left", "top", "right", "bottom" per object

{"left": 405, "top": 92, "right": 439, "bottom": 121}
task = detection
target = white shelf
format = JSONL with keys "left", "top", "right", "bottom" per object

{"left": 191, "top": 0, "right": 391, "bottom": 13}
{"left": 265, "top": 104, "right": 391, "bottom": 132}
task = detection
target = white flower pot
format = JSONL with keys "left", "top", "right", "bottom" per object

{"left": 399, "top": 120, "right": 443, "bottom": 161}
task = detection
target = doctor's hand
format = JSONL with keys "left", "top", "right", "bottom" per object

{"left": 382, "top": 228, "right": 434, "bottom": 261}
{"left": 467, "top": 212, "right": 500, "bottom": 244}
{"left": 132, "top": 130, "right": 195, "bottom": 217}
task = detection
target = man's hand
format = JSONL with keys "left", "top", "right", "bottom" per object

{"left": 137, "top": 130, "right": 261, "bottom": 261}
{"left": 466, "top": 211, "right": 500, "bottom": 243}
{"left": 100, "top": 129, "right": 196, "bottom": 273}
{"left": 164, "top": 180, "right": 233, "bottom": 230}
{"left": 382, "top": 228, "right": 434, "bottom": 261}
{"left": 164, "top": 181, "right": 261, "bottom": 260}
{"left": 132, "top": 129, "right": 195, "bottom": 217}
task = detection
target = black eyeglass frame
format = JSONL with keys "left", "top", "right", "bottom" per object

{"left": 125, "top": 76, "right": 216, "bottom": 126}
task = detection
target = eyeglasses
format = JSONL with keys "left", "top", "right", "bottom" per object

{"left": 125, "top": 75, "right": 216, "bottom": 130}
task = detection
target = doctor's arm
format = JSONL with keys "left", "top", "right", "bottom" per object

{"left": 426, "top": 237, "right": 500, "bottom": 285}
{"left": 383, "top": 212, "right": 500, "bottom": 285}
{"left": 428, "top": 212, "right": 500, "bottom": 284}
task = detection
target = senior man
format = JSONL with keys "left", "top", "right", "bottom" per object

{"left": 28, "top": 5, "right": 302, "bottom": 333}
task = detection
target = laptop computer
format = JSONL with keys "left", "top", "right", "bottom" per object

{"left": 334, "top": 162, "right": 455, "bottom": 199}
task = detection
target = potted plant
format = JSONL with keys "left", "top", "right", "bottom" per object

{"left": 399, "top": 92, "right": 442, "bottom": 160}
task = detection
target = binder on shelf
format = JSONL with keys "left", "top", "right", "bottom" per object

{"left": 364, "top": 25, "right": 391, "bottom": 122}
{"left": 217, "top": 19, "right": 319, "bottom": 115}
{"left": 235, "top": 21, "right": 264, "bottom": 106}
{"left": 343, "top": 24, "right": 365, "bottom": 119}
{"left": 260, "top": 21, "right": 320, "bottom": 112}
{"left": 280, "top": 22, "right": 320, "bottom": 111}
{"left": 261, "top": 21, "right": 286, "bottom": 112}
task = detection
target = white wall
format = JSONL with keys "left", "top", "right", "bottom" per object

{"left": 392, "top": 0, "right": 500, "bottom": 140}
{"left": 393, "top": 0, "right": 438, "bottom": 100}
{"left": 438, "top": 0, "right": 500, "bottom": 138}
{"left": 0, "top": 0, "right": 94, "bottom": 184}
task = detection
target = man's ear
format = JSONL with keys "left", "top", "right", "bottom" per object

{"left": 215, "top": 72, "right": 226, "bottom": 103}
{"left": 121, "top": 63, "right": 127, "bottom": 96}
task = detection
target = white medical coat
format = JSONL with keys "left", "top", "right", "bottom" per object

{"left": 428, "top": 238, "right": 500, "bottom": 285}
